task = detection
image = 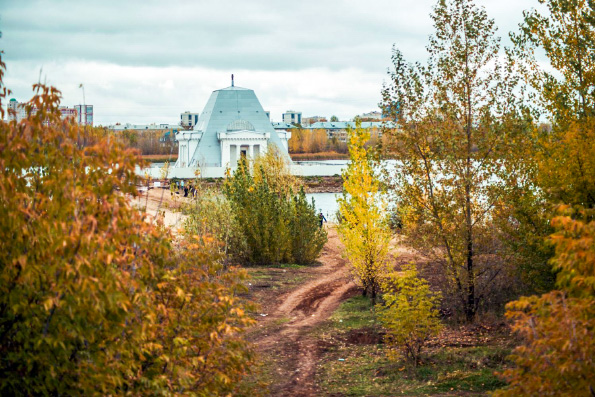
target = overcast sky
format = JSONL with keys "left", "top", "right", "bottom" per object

{"left": 1, "top": 0, "right": 539, "bottom": 125}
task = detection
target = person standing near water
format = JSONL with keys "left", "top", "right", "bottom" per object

{"left": 318, "top": 210, "right": 327, "bottom": 228}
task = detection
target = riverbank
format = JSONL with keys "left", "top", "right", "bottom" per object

{"left": 155, "top": 175, "right": 344, "bottom": 194}
{"left": 141, "top": 153, "right": 349, "bottom": 164}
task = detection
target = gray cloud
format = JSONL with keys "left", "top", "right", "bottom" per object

{"left": 2, "top": 0, "right": 436, "bottom": 70}
{"left": 1, "top": 0, "right": 541, "bottom": 125}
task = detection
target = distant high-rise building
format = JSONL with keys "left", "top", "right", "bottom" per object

{"left": 7, "top": 98, "right": 93, "bottom": 125}
{"left": 7, "top": 98, "right": 28, "bottom": 122}
{"left": 74, "top": 105, "right": 94, "bottom": 126}
{"left": 180, "top": 111, "right": 199, "bottom": 129}
{"left": 282, "top": 110, "right": 302, "bottom": 125}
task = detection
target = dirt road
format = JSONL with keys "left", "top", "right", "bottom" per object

{"left": 250, "top": 227, "right": 359, "bottom": 396}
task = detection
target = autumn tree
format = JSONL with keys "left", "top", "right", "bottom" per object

{"left": 495, "top": 208, "right": 595, "bottom": 396}
{"left": 338, "top": 120, "right": 391, "bottom": 303}
{"left": 381, "top": 0, "right": 524, "bottom": 321}
{"left": 377, "top": 264, "right": 442, "bottom": 367}
{"left": 0, "top": 57, "right": 256, "bottom": 395}
{"left": 495, "top": 1, "right": 595, "bottom": 393}
{"left": 511, "top": 0, "right": 595, "bottom": 209}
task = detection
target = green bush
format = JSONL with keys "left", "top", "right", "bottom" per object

{"left": 224, "top": 155, "right": 326, "bottom": 266}
{"left": 289, "top": 188, "right": 327, "bottom": 265}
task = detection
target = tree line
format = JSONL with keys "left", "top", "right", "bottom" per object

{"left": 336, "top": 0, "right": 595, "bottom": 394}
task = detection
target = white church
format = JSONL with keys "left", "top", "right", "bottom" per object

{"left": 174, "top": 78, "right": 291, "bottom": 174}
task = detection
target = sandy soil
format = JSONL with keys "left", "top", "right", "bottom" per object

{"left": 132, "top": 187, "right": 190, "bottom": 231}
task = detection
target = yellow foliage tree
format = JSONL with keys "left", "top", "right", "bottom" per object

{"left": 377, "top": 264, "right": 442, "bottom": 366}
{"left": 338, "top": 120, "right": 391, "bottom": 303}
{"left": 495, "top": 1, "right": 595, "bottom": 394}
{"left": 381, "top": 0, "right": 524, "bottom": 321}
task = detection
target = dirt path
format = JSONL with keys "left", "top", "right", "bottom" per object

{"left": 251, "top": 227, "right": 359, "bottom": 396}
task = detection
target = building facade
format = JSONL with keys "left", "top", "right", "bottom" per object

{"left": 282, "top": 110, "right": 302, "bottom": 125}
{"left": 305, "top": 121, "right": 394, "bottom": 142}
{"left": 175, "top": 84, "right": 291, "bottom": 169}
{"left": 302, "top": 115, "right": 327, "bottom": 126}
{"left": 180, "top": 111, "right": 199, "bottom": 129}
{"left": 7, "top": 98, "right": 27, "bottom": 122}
{"left": 359, "top": 111, "right": 384, "bottom": 121}
{"left": 74, "top": 105, "right": 94, "bottom": 126}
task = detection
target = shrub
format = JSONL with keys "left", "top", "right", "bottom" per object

{"left": 224, "top": 151, "right": 326, "bottom": 266}
{"left": 289, "top": 188, "right": 327, "bottom": 265}
{"left": 377, "top": 264, "right": 442, "bottom": 366}
{"left": 183, "top": 187, "right": 249, "bottom": 265}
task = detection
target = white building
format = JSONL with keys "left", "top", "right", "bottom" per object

{"left": 360, "top": 111, "right": 384, "bottom": 121}
{"left": 175, "top": 83, "right": 291, "bottom": 170}
{"left": 282, "top": 110, "right": 302, "bottom": 125}
{"left": 180, "top": 111, "right": 199, "bottom": 129}
{"left": 74, "top": 105, "right": 93, "bottom": 126}
{"left": 7, "top": 98, "right": 27, "bottom": 122}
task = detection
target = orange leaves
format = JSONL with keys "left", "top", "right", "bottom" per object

{"left": 0, "top": 56, "right": 256, "bottom": 395}
{"left": 497, "top": 207, "right": 595, "bottom": 395}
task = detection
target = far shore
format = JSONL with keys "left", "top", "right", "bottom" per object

{"left": 142, "top": 174, "right": 343, "bottom": 194}
{"left": 140, "top": 153, "right": 349, "bottom": 164}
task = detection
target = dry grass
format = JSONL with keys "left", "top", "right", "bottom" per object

{"left": 141, "top": 154, "right": 178, "bottom": 163}
{"left": 290, "top": 151, "right": 349, "bottom": 161}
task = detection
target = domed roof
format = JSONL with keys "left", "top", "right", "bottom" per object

{"left": 186, "top": 85, "right": 290, "bottom": 166}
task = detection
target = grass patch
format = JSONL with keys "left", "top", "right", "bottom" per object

{"left": 326, "top": 295, "right": 377, "bottom": 330}
{"left": 277, "top": 263, "right": 312, "bottom": 269}
{"left": 315, "top": 296, "right": 511, "bottom": 396}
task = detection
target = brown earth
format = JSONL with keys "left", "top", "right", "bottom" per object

{"left": 298, "top": 175, "right": 343, "bottom": 193}
{"left": 246, "top": 227, "right": 359, "bottom": 396}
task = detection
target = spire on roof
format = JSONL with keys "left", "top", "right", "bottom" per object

{"left": 231, "top": 74, "right": 234, "bottom": 87}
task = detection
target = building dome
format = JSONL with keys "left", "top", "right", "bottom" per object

{"left": 227, "top": 119, "right": 255, "bottom": 132}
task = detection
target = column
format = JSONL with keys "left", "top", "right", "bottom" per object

{"left": 249, "top": 144, "right": 254, "bottom": 159}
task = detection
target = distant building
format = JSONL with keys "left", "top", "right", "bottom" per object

{"left": 302, "top": 115, "right": 327, "bottom": 126}
{"left": 108, "top": 123, "right": 179, "bottom": 143}
{"left": 59, "top": 106, "right": 78, "bottom": 120}
{"left": 359, "top": 111, "right": 383, "bottom": 121}
{"left": 282, "top": 110, "right": 302, "bottom": 125}
{"left": 180, "top": 111, "right": 199, "bottom": 129}
{"left": 108, "top": 123, "right": 179, "bottom": 132}
{"left": 7, "top": 98, "right": 93, "bottom": 126}
{"left": 175, "top": 84, "right": 291, "bottom": 169}
{"left": 306, "top": 121, "right": 394, "bottom": 142}
{"left": 7, "top": 98, "right": 27, "bottom": 122}
{"left": 74, "top": 105, "right": 94, "bottom": 126}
